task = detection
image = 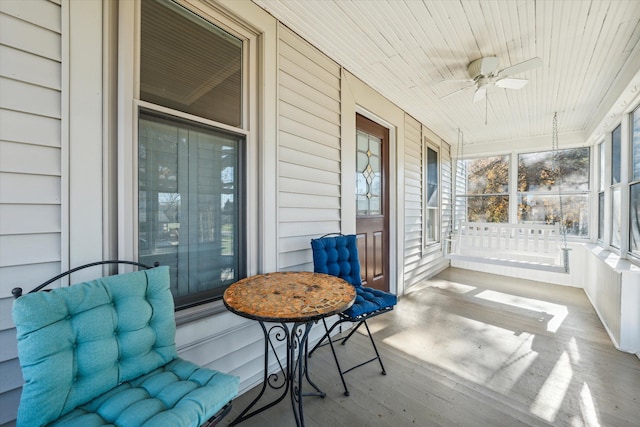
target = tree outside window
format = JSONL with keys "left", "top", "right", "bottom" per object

{"left": 456, "top": 155, "right": 509, "bottom": 223}
{"left": 518, "top": 148, "right": 590, "bottom": 237}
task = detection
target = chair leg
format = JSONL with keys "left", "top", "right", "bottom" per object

{"left": 362, "top": 320, "right": 386, "bottom": 375}
{"left": 339, "top": 319, "right": 365, "bottom": 345}
{"left": 309, "top": 317, "right": 343, "bottom": 357}
{"left": 311, "top": 317, "right": 388, "bottom": 396}
{"left": 319, "top": 318, "right": 351, "bottom": 396}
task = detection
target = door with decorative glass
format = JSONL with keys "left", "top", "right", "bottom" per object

{"left": 355, "top": 114, "right": 389, "bottom": 292}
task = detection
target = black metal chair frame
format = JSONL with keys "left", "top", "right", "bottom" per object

{"left": 308, "top": 233, "right": 394, "bottom": 396}
{"left": 12, "top": 259, "right": 232, "bottom": 427}
{"left": 309, "top": 306, "right": 393, "bottom": 396}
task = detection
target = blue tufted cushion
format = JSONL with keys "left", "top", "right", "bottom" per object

{"left": 311, "top": 234, "right": 362, "bottom": 287}
{"left": 344, "top": 286, "right": 397, "bottom": 318}
{"left": 311, "top": 234, "right": 397, "bottom": 319}
{"left": 12, "top": 266, "right": 239, "bottom": 427}
{"left": 47, "top": 358, "right": 239, "bottom": 427}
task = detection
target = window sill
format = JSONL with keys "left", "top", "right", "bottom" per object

{"left": 175, "top": 298, "right": 228, "bottom": 326}
{"left": 587, "top": 244, "right": 640, "bottom": 273}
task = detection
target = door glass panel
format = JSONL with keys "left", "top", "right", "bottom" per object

{"left": 356, "top": 129, "right": 382, "bottom": 215}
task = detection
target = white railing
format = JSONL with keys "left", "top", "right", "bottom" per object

{"left": 447, "top": 222, "right": 569, "bottom": 273}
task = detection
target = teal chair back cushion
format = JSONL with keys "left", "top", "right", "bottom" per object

{"left": 12, "top": 266, "right": 178, "bottom": 427}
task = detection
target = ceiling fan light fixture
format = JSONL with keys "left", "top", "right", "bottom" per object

{"left": 495, "top": 78, "right": 529, "bottom": 89}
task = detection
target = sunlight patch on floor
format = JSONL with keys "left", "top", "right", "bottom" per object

{"left": 383, "top": 317, "right": 538, "bottom": 393}
{"left": 474, "top": 289, "right": 568, "bottom": 333}
{"left": 577, "top": 382, "right": 601, "bottom": 427}
{"left": 530, "top": 351, "right": 573, "bottom": 422}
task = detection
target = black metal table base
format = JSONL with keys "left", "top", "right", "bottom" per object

{"left": 230, "top": 321, "right": 325, "bottom": 426}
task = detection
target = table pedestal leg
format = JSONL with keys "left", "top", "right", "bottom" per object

{"left": 230, "top": 321, "right": 325, "bottom": 427}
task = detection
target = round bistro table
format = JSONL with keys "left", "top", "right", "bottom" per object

{"left": 223, "top": 271, "right": 356, "bottom": 427}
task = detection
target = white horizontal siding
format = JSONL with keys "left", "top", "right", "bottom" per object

{"left": 0, "top": 45, "right": 61, "bottom": 90}
{"left": 0, "top": 173, "right": 61, "bottom": 204}
{"left": 0, "top": 78, "right": 61, "bottom": 118}
{"left": 0, "top": 234, "right": 61, "bottom": 268}
{"left": 403, "top": 114, "right": 423, "bottom": 289}
{"left": 0, "top": 141, "right": 61, "bottom": 175}
{"left": 403, "top": 118, "right": 453, "bottom": 291}
{"left": 0, "top": 261, "right": 62, "bottom": 302}
{"left": 0, "top": 12, "right": 61, "bottom": 61}
{"left": 0, "top": 205, "right": 61, "bottom": 235}
{"left": 0, "top": 109, "right": 61, "bottom": 147}
{"left": 277, "top": 24, "right": 341, "bottom": 270}
{"left": 0, "top": 1, "right": 63, "bottom": 424}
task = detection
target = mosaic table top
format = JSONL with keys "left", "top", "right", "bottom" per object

{"left": 223, "top": 272, "right": 356, "bottom": 322}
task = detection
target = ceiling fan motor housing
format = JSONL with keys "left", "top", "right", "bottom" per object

{"left": 467, "top": 56, "right": 499, "bottom": 79}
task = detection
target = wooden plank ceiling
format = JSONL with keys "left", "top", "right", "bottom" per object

{"left": 253, "top": 0, "right": 640, "bottom": 151}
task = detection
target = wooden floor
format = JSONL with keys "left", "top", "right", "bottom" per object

{"left": 224, "top": 268, "right": 640, "bottom": 427}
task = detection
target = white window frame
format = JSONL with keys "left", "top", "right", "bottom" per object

{"left": 516, "top": 147, "right": 591, "bottom": 239}
{"left": 423, "top": 137, "right": 440, "bottom": 246}
{"left": 628, "top": 104, "right": 640, "bottom": 262}
{"left": 117, "top": 0, "right": 261, "bottom": 313}
{"left": 610, "top": 124, "right": 623, "bottom": 249}
{"left": 597, "top": 140, "right": 606, "bottom": 243}
{"left": 455, "top": 154, "right": 510, "bottom": 224}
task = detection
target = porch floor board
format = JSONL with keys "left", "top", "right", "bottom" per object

{"left": 225, "top": 268, "right": 640, "bottom": 426}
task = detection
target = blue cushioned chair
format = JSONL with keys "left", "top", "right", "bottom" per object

{"left": 310, "top": 234, "right": 397, "bottom": 396}
{"left": 11, "top": 260, "right": 239, "bottom": 427}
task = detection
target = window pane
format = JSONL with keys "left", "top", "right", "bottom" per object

{"left": 612, "top": 125, "right": 621, "bottom": 185}
{"left": 633, "top": 107, "right": 640, "bottom": 181}
{"left": 465, "top": 195, "right": 509, "bottom": 223}
{"left": 611, "top": 187, "right": 621, "bottom": 248}
{"left": 465, "top": 156, "right": 509, "bottom": 194}
{"left": 518, "top": 148, "right": 589, "bottom": 192}
{"left": 598, "top": 192, "right": 605, "bottom": 241}
{"left": 426, "top": 209, "right": 436, "bottom": 241}
{"left": 599, "top": 142, "right": 605, "bottom": 192}
{"left": 138, "top": 111, "right": 244, "bottom": 308}
{"left": 427, "top": 147, "right": 438, "bottom": 208}
{"left": 140, "top": 0, "right": 242, "bottom": 127}
{"left": 518, "top": 194, "right": 589, "bottom": 237}
{"left": 631, "top": 183, "right": 640, "bottom": 253}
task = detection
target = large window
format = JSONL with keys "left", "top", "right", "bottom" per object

{"left": 456, "top": 156, "right": 509, "bottom": 223}
{"left": 518, "top": 148, "right": 590, "bottom": 237}
{"left": 138, "top": 0, "right": 247, "bottom": 308}
{"left": 630, "top": 106, "right": 640, "bottom": 255}
{"left": 425, "top": 144, "right": 439, "bottom": 243}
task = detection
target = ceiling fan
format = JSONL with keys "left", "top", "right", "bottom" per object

{"left": 442, "top": 56, "right": 543, "bottom": 102}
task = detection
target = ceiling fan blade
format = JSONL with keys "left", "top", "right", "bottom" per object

{"left": 473, "top": 86, "right": 487, "bottom": 103}
{"left": 495, "top": 78, "right": 529, "bottom": 89}
{"left": 497, "top": 57, "right": 543, "bottom": 78}
{"left": 440, "top": 84, "right": 475, "bottom": 99}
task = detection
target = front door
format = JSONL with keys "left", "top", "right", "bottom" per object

{"left": 355, "top": 114, "right": 389, "bottom": 292}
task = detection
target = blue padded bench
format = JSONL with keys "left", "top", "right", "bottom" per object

{"left": 12, "top": 262, "right": 239, "bottom": 427}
